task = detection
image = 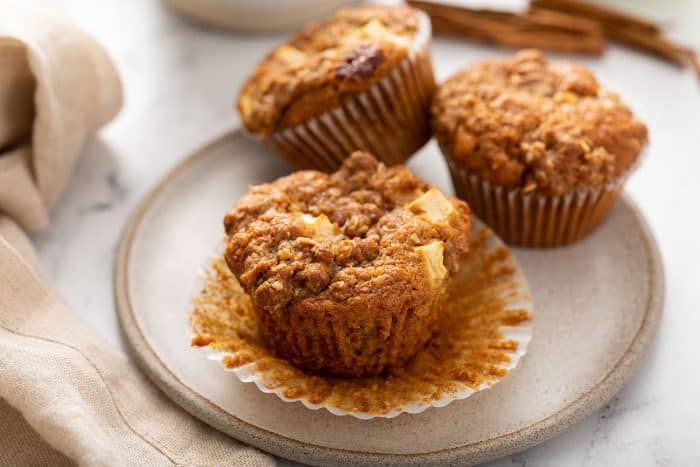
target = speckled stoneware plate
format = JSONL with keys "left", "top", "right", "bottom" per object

{"left": 114, "top": 129, "right": 664, "bottom": 466}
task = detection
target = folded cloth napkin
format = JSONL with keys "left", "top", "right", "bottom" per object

{"left": 0, "top": 3, "right": 274, "bottom": 466}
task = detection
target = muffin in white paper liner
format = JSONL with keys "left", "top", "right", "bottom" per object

{"left": 264, "top": 10, "right": 435, "bottom": 171}
{"left": 188, "top": 219, "right": 533, "bottom": 419}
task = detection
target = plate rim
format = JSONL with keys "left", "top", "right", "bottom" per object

{"left": 114, "top": 128, "right": 665, "bottom": 466}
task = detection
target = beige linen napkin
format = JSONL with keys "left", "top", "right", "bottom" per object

{"left": 0, "top": 3, "right": 273, "bottom": 466}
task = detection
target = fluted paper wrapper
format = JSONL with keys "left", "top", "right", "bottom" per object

{"left": 188, "top": 219, "right": 533, "bottom": 419}
{"left": 265, "top": 11, "right": 435, "bottom": 171}
{"left": 447, "top": 158, "right": 640, "bottom": 247}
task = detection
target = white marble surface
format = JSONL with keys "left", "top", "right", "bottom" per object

{"left": 27, "top": 0, "right": 700, "bottom": 465}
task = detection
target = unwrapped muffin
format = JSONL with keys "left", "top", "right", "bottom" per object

{"left": 223, "top": 151, "right": 471, "bottom": 377}
{"left": 237, "top": 5, "right": 435, "bottom": 172}
{"left": 432, "top": 49, "right": 648, "bottom": 247}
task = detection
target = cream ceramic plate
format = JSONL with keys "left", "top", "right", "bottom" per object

{"left": 114, "top": 129, "right": 664, "bottom": 466}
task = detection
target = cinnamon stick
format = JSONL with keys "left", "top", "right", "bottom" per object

{"left": 685, "top": 49, "right": 700, "bottom": 80}
{"left": 430, "top": 16, "right": 603, "bottom": 54}
{"left": 609, "top": 26, "right": 688, "bottom": 67}
{"left": 408, "top": 0, "right": 605, "bottom": 55}
{"left": 532, "top": 0, "right": 694, "bottom": 67}
{"left": 526, "top": 7, "right": 602, "bottom": 36}
{"left": 532, "top": 0, "right": 660, "bottom": 34}
{"left": 409, "top": 0, "right": 699, "bottom": 80}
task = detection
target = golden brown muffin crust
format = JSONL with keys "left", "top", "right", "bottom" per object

{"left": 432, "top": 50, "right": 648, "bottom": 196}
{"left": 224, "top": 151, "right": 471, "bottom": 315}
{"left": 237, "top": 5, "right": 421, "bottom": 136}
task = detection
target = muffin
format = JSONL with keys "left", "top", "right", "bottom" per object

{"left": 432, "top": 50, "right": 648, "bottom": 247}
{"left": 237, "top": 5, "right": 435, "bottom": 172}
{"left": 223, "top": 151, "right": 471, "bottom": 377}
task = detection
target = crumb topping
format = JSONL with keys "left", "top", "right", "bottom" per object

{"left": 224, "top": 151, "right": 471, "bottom": 316}
{"left": 432, "top": 49, "right": 648, "bottom": 196}
{"left": 237, "top": 5, "right": 420, "bottom": 135}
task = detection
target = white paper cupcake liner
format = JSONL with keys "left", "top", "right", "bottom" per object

{"left": 188, "top": 219, "right": 534, "bottom": 419}
{"left": 446, "top": 155, "right": 644, "bottom": 247}
{"left": 266, "top": 10, "right": 435, "bottom": 171}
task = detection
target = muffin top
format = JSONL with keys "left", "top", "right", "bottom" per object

{"left": 224, "top": 151, "right": 471, "bottom": 318}
{"left": 432, "top": 50, "right": 648, "bottom": 196}
{"left": 238, "top": 5, "right": 423, "bottom": 136}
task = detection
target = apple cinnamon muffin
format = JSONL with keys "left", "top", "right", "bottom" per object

{"left": 432, "top": 49, "right": 648, "bottom": 246}
{"left": 237, "top": 5, "right": 435, "bottom": 171}
{"left": 223, "top": 151, "right": 471, "bottom": 377}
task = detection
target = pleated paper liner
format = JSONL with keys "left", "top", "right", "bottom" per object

{"left": 188, "top": 219, "right": 534, "bottom": 419}
{"left": 265, "top": 10, "right": 436, "bottom": 172}
{"left": 446, "top": 157, "right": 639, "bottom": 248}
